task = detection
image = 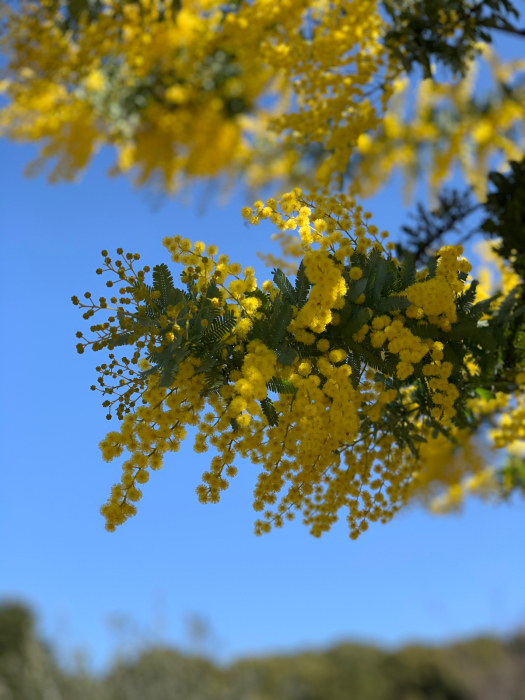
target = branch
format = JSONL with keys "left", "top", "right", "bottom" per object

{"left": 485, "top": 18, "right": 525, "bottom": 38}
{"left": 400, "top": 189, "right": 482, "bottom": 264}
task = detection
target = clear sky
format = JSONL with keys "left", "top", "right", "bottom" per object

{"left": 1, "top": 35, "right": 525, "bottom": 671}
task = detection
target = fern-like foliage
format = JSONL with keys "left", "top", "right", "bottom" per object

{"left": 152, "top": 263, "right": 176, "bottom": 307}
{"left": 195, "top": 311, "right": 236, "bottom": 355}
{"left": 272, "top": 268, "right": 296, "bottom": 305}
{"left": 267, "top": 377, "right": 297, "bottom": 395}
{"left": 294, "top": 261, "right": 311, "bottom": 308}
{"left": 260, "top": 397, "right": 279, "bottom": 426}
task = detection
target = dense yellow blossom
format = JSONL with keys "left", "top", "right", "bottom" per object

{"left": 0, "top": 0, "right": 391, "bottom": 190}
{"left": 289, "top": 250, "right": 347, "bottom": 335}
{"left": 255, "top": 199, "right": 525, "bottom": 521}
{"left": 72, "top": 188, "right": 524, "bottom": 539}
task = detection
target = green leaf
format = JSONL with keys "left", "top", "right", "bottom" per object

{"left": 268, "top": 301, "right": 294, "bottom": 348}
{"left": 295, "top": 345, "right": 320, "bottom": 359}
{"left": 383, "top": 258, "right": 398, "bottom": 292}
{"left": 427, "top": 255, "right": 438, "bottom": 279}
{"left": 511, "top": 304, "right": 525, "bottom": 321}
{"left": 494, "top": 285, "right": 520, "bottom": 323}
{"left": 346, "top": 276, "right": 368, "bottom": 302}
{"left": 200, "top": 370, "right": 226, "bottom": 396}
{"left": 158, "top": 361, "right": 179, "bottom": 389}
{"left": 267, "top": 376, "right": 297, "bottom": 395}
{"left": 110, "top": 331, "right": 137, "bottom": 347}
{"left": 194, "top": 354, "right": 217, "bottom": 375}
{"left": 157, "top": 347, "right": 188, "bottom": 388}
{"left": 197, "top": 311, "right": 236, "bottom": 354}
{"left": 260, "top": 397, "right": 279, "bottom": 426}
{"left": 365, "top": 247, "right": 381, "bottom": 273}
{"left": 405, "top": 437, "right": 420, "bottom": 458}
{"left": 469, "top": 329, "right": 498, "bottom": 352}
{"left": 152, "top": 263, "right": 176, "bottom": 306}
{"left": 400, "top": 252, "right": 416, "bottom": 290}
{"left": 411, "top": 435, "right": 428, "bottom": 443}
{"left": 204, "top": 283, "right": 221, "bottom": 301}
{"left": 250, "top": 320, "right": 272, "bottom": 347}
{"left": 164, "top": 287, "right": 189, "bottom": 311}
{"left": 146, "top": 342, "right": 178, "bottom": 367}
{"left": 342, "top": 308, "right": 372, "bottom": 339}
{"left": 456, "top": 280, "right": 478, "bottom": 313}
{"left": 445, "top": 321, "right": 479, "bottom": 341}
{"left": 272, "top": 269, "right": 296, "bottom": 304}
{"left": 251, "top": 294, "right": 293, "bottom": 348}
{"left": 348, "top": 354, "right": 362, "bottom": 388}
{"left": 372, "top": 256, "right": 388, "bottom": 303}
{"left": 468, "top": 293, "right": 499, "bottom": 322}
{"left": 406, "top": 322, "right": 438, "bottom": 340}
{"left": 346, "top": 340, "right": 397, "bottom": 376}
{"left": 475, "top": 387, "right": 494, "bottom": 400}
{"left": 137, "top": 365, "right": 159, "bottom": 381}
{"left": 294, "top": 261, "right": 311, "bottom": 307}
{"left": 443, "top": 343, "right": 462, "bottom": 371}
{"left": 129, "top": 280, "right": 158, "bottom": 317}
{"left": 275, "top": 346, "right": 297, "bottom": 366}
{"left": 375, "top": 296, "right": 411, "bottom": 313}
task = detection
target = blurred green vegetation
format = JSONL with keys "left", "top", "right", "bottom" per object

{"left": 1, "top": 602, "right": 524, "bottom": 700}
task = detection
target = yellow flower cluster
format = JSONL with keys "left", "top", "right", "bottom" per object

{"left": 290, "top": 250, "right": 347, "bottom": 337}
{"left": 253, "top": 187, "right": 392, "bottom": 271}
{"left": 424, "top": 388, "right": 525, "bottom": 514}
{"left": 352, "top": 48, "right": 525, "bottom": 199}
{"left": 0, "top": 0, "right": 389, "bottom": 190}
{"left": 411, "top": 430, "right": 488, "bottom": 507}
{"left": 372, "top": 319, "right": 428, "bottom": 380}
{"left": 491, "top": 396, "right": 525, "bottom": 454}
{"left": 100, "top": 357, "right": 207, "bottom": 530}
{"left": 90, "top": 201, "right": 369, "bottom": 535}
{"left": 228, "top": 341, "right": 277, "bottom": 423}
{"left": 82, "top": 188, "right": 509, "bottom": 540}
{"left": 199, "top": 356, "right": 363, "bottom": 538}
{"left": 423, "top": 360, "right": 458, "bottom": 422}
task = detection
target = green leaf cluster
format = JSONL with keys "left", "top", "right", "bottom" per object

{"left": 384, "top": 0, "right": 521, "bottom": 79}
{"left": 482, "top": 157, "right": 525, "bottom": 278}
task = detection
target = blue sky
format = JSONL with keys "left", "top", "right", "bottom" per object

{"left": 1, "top": 33, "right": 525, "bottom": 671}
